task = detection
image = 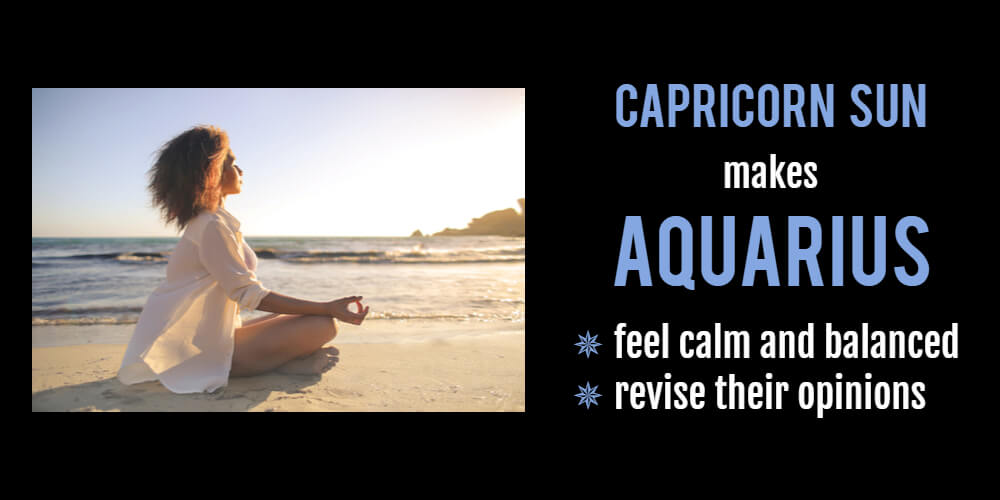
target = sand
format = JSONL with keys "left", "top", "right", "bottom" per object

{"left": 31, "top": 323, "right": 524, "bottom": 412}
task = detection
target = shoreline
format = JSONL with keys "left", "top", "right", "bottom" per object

{"left": 32, "top": 318, "right": 525, "bottom": 348}
{"left": 32, "top": 322, "right": 524, "bottom": 412}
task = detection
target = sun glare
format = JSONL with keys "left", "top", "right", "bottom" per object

{"left": 32, "top": 88, "right": 525, "bottom": 238}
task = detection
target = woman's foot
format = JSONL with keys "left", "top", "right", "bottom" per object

{"left": 276, "top": 347, "right": 339, "bottom": 375}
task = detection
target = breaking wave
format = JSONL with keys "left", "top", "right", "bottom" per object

{"left": 253, "top": 247, "right": 524, "bottom": 264}
{"left": 38, "top": 252, "right": 170, "bottom": 263}
{"left": 36, "top": 247, "right": 524, "bottom": 265}
{"left": 32, "top": 308, "right": 523, "bottom": 326}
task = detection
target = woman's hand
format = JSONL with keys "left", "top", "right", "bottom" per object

{"left": 327, "top": 296, "right": 370, "bottom": 325}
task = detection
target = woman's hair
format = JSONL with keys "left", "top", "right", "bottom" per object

{"left": 148, "top": 125, "right": 231, "bottom": 231}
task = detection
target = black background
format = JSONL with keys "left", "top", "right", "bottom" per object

{"left": 525, "top": 55, "right": 993, "bottom": 454}
{"left": 31, "top": 37, "right": 995, "bottom": 482}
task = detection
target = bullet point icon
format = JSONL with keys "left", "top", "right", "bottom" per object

{"left": 575, "top": 381, "right": 601, "bottom": 409}
{"left": 574, "top": 331, "right": 601, "bottom": 358}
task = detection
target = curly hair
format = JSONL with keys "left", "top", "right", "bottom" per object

{"left": 148, "top": 125, "right": 231, "bottom": 231}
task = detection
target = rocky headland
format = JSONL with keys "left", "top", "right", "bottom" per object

{"left": 412, "top": 198, "right": 524, "bottom": 237}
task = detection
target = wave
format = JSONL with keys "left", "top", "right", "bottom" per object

{"left": 32, "top": 316, "right": 139, "bottom": 326}
{"left": 365, "top": 311, "right": 522, "bottom": 321}
{"left": 254, "top": 247, "right": 524, "bottom": 264}
{"left": 470, "top": 298, "right": 526, "bottom": 305}
{"left": 37, "top": 251, "right": 170, "bottom": 263}
{"left": 34, "top": 247, "right": 524, "bottom": 265}
{"left": 31, "top": 308, "right": 522, "bottom": 326}
{"left": 33, "top": 305, "right": 144, "bottom": 317}
{"left": 32, "top": 305, "right": 143, "bottom": 326}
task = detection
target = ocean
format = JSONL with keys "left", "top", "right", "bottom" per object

{"left": 32, "top": 236, "right": 525, "bottom": 330}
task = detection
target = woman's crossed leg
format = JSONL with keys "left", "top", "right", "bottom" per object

{"left": 230, "top": 314, "right": 339, "bottom": 377}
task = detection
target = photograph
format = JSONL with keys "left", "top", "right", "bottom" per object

{"left": 32, "top": 88, "right": 525, "bottom": 411}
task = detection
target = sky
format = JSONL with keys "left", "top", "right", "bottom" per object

{"left": 32, "top": 88, "right": 525, "bottom": 237}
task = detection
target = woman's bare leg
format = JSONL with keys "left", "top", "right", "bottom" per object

{"left": 240, "top": 312, "right": 283, "bottom": 328}
{"left": 230, "top": 314, "right": 338, "bottom": 377}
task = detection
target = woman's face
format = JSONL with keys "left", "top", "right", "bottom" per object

{"left": 219, "top": 151, "right": 243, "bottom": 196}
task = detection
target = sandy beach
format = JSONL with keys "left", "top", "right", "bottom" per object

{"left": 32, "top": 322, "right": 524, "bottom": 412}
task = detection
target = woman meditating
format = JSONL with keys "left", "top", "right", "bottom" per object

{"left": 118, "top": 125, "right": 369, "bottom": 394}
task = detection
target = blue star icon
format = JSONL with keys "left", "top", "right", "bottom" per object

{"left": 575, "top": 381, "right": 602, "bottom": 409}
{"left": 574, "top": 331, "right": 601, "bottom": 358}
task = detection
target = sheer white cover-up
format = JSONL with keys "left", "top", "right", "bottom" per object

{"left": 118, "top": 207, "right": 270, "bottom": 394}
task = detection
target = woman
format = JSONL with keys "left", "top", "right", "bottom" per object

{"left": 118, "top": 125, "right": 369, "bottom": 394}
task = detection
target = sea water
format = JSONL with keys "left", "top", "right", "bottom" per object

{"left": 32, "top": 236, "right": 525, "bottom": 333}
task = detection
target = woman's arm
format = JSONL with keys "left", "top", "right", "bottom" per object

{"left": 256, "top": 291, "right": 330, "bottom": 316}
{"left": 256, "top": 291, "right": 370, "bottom": 325}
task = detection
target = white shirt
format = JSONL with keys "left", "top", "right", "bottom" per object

{"left": 118, "top": 207, "right": 270, "bottom": 393}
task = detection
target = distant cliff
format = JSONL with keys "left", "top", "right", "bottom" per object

{"left": 422, "top": 198, "right": 524, "bottom": 237}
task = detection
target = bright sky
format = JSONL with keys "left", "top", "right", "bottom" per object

{"left": 32, "top": 88, "right": 525, "bottom": 237}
